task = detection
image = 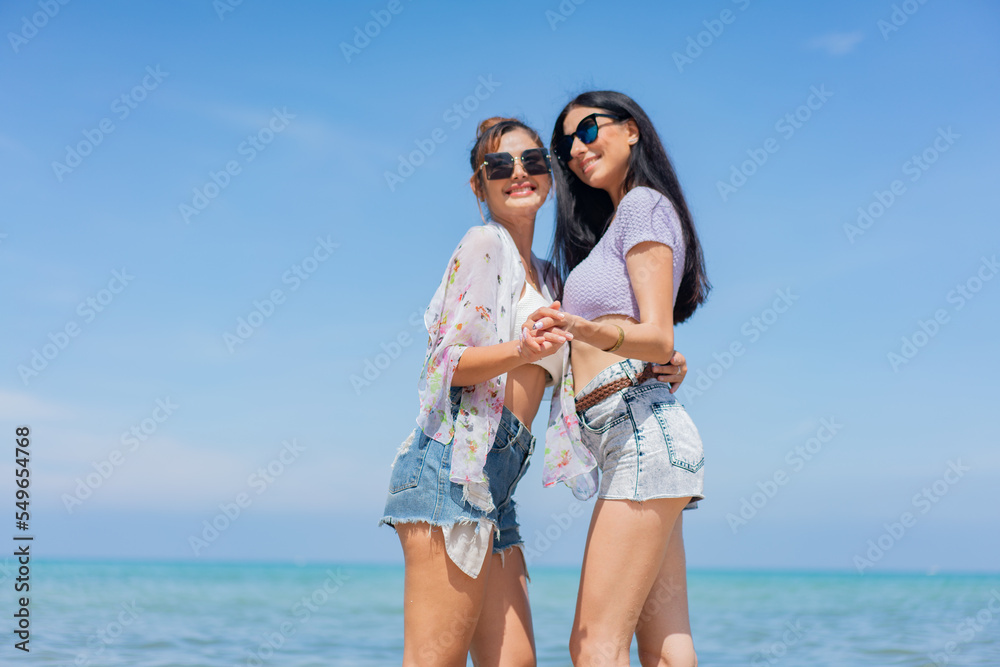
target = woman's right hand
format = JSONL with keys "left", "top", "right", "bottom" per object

{"left": 519, "top": 302, "right": 573, "bottom": 362}
{"left": 651, "top": 350, "right": 687, "bottom": 393}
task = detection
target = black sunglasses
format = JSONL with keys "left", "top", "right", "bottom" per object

{"left": 554, "top": 113, "right": 624, "bottom": 163}
{"left": 478, "top": 148, "right": 551, "bottom": 180}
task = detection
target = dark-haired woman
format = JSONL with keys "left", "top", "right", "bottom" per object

{"left": 379, "top": 117, "right": 688, "bottom": 666}
{"left": 537, "top": 91, "right": 711, "bottom": 666}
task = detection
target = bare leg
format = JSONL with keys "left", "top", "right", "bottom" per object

{"left": 635, "top": 513, "right": 697, "bottom": 667}
{"left": 469, "top": 546, "right": 536, "bottom": 667}
{"left": 398, "top": 523, "right": 494, "bottom": 667}
{"left": 569, "top": 497, "right": 690, "bottom": 667}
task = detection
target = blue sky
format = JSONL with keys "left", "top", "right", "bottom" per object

{"left": 1, "top": 0, "right": 998, "bottom": 572}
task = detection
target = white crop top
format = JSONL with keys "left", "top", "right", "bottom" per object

{"left": 514, "top": 281, "right": 563, "bottom": 387}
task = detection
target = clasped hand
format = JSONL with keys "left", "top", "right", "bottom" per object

{"left": 517, "top": 301, "right": 572, "bottom": 363}
{"left": 519, "top": 301, "right": 689, "bottom": 392}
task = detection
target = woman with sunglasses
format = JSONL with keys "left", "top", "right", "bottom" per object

{"left": 382, "top": 115, "right": 690, "bottom": 666}
{"left": 380, "top": 117, "right": 597, "bottom": 667}
{"left": 534, "top": 91, "right": 711, "bottom": 666}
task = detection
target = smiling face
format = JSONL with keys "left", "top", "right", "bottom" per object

{"left": 561, "top": 106, "right": 638, "bottom": 200}
{"left": 472, "top": 128, "right": 550, "bottom": 221}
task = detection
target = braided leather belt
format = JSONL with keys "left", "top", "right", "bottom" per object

{"left": 575, "top": 364, "right": 656, "bottom": 413}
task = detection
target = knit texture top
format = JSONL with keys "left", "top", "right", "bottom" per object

{"left": 562, "top": 186, "right": 686, "bottom": 322}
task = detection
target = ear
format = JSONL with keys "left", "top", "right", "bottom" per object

{"left": 625, "top": 118, "right": 640, "bottom": 146}
{"left": 469, "top": 173, "right": 484, "bottom": 201}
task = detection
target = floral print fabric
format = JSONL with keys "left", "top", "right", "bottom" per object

{"left": 415, "top": 221, "right": 599, "bottom": 510}
{"left": 544, "top": 346, "right": 600, "bottom": 500}
{"left": 416, "top": 223, "right": 525, "bottom": 512}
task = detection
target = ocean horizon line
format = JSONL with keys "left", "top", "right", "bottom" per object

{"left": 29, "top": 557, "right": 1000, "bottom": 578}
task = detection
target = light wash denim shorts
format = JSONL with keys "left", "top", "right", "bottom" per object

{"left": 380, "top": 387, "right": 535, "bottom": 555}
{"left": 576, "top": 359, "right": 704, "bottom": 507}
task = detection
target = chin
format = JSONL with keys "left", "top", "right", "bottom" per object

{"left": 505, "top": 199, "right": 541, "bottom": 211}
{"left": 579, "top": 171, "right": 608, "bottom": 191}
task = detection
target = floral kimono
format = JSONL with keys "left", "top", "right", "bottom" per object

{"left": 415, "top": 222, "right": 596, "bottom": 511}
{"left": 544, "top": 346, "right": 600, "bottom": 500}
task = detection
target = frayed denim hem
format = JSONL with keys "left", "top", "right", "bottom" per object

{"left": 378, "top": 515, "right": 482, "bottom": 532}
{"left": 595, "top": 493, "right": 704, "bottom": 507}
{"left": 378, "top": 516, "right": 497, "bottom": 579}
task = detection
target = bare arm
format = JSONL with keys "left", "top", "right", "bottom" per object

{"left": 451, "top": 308, "right": 571, "bottom": 387}
{"left": 561, "top": 241, "right": 676, "bottom": 363}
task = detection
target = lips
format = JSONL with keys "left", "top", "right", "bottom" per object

{"left": 580, "top": 154, "right": 600, "bottom": 173}
{"left": 505, "top": 182, "right": 537, "bottom": 197}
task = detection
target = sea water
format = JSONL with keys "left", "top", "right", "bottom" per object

{"left": 12, "top": 560, "right": 1000, "bottom": 666}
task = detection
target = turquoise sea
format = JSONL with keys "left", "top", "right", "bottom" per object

{"left": 12, "top": 561, "right": 1000, "bottom": 666}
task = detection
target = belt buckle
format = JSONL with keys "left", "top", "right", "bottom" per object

{"left": 625, "top": 360, "right": 647, "bottom": 387}
{"left": 622, "top": 360, "right": 638, "bottom": 386}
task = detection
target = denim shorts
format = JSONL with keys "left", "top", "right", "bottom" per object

{"left": 576, "top": 359, "right": 704, "bottom": 507}
{"left": 380, "top": 387, "right": 535, "bottom": 557}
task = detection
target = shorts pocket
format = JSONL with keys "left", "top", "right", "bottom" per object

{"left": 490, "top": 424, "right": 513, "bottom": 452}
{"left": 486, "top": 434, "right": 534, "bottom": 510}
{"left": 578, "top": 394, "right": 630, "bottom": 434}
{"left": 388, "top": 429, "right": 430, "bottom": 494}
{"left": 651, "top": 402, "right": 704, "bottom": 473}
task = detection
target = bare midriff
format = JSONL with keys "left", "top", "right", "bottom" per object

{"left": 570, "top": 313, "right": 639, "bottom": 394}
{"left": 504, "top": 364, "right": 548, "bottom": 427}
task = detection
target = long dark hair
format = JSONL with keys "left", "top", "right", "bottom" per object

{"left": 549, "top": 91, "right": 709, "bottom": 324}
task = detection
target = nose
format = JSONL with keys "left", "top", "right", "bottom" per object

{"left": 511, "top": 157, "right": 529, "bottom": 178}
{"left": 568, "top": 135, "right": 586, "bottom": 162}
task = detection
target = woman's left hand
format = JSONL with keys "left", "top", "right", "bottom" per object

{"left": 651, "top": 350, "right": 687, "bottom": 393}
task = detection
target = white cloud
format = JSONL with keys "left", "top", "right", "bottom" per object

{"left": 807, "top": 31, "right": 865, "bottom": 56}
{"left": 0, "top": 133, "right": 37, "bottom": 163}
{"left": 0, "top": 390, "right": 79, "bottom": 420}
{"left": 30, "top": 432, "right": 357, "bottom": 513}
{"left": 159, "top": 93, "right": 373, "bottom": 154}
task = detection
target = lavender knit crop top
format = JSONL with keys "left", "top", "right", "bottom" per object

{"left": 562, "top": 186, "right": 686, "bottom": 322}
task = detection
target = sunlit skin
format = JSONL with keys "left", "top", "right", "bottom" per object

{"left": 563, "top": 105, "right": 639, "bottom": 206}
{"left": 482, "top": 131, "right": 558, "bottom": 427}
{"left": 526, "top": 105, "right": 699, "bottom": 667}
{"left": 399, "top": 127, "right": 599, "bottom": 667}
{"left": 458, "top": 127, "right": 568, "bottom": 427}
{"left": 526, "top": 106, "right": 682, "bottom": 393}
{"left": 399, "top": 122, "right": 692, "bottom": 667}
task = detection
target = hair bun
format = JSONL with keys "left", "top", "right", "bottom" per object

{"left": 476, "top": 117, "right": 514, "bottom": 139}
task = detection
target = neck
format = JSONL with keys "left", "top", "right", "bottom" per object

{"left": 493, "top": 213, "right": 536, "bottom": 265}
{"left": 608, "top": 180, "right": 628, "bottom": 208}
